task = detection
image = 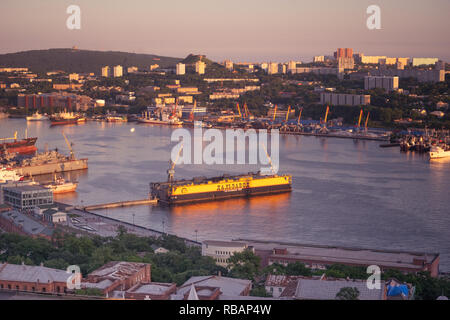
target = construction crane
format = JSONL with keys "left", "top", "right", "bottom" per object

{"left": 297, "top": 107, "right": 303, "bottom": 126}
{"left": 364, "top": 112, "right": 370, "bottom": 131}
{"left": 272, "top": 105, "right": 278, "bottom": 122}
{"left": 167, "top": 144, "right": 183, "bottom": 183}
{"left": 260, "top": 142, "right": 275, "bottom": 175}
{"left": 0, "top": 131, "right": 18, "bottom": 141}
{"left": 285, "top": 106, "right": 291, "bottom": 123}
{"left": 357, "top": 109, "right": 364, "bottom": 128}
{"left": 62, "top": 132, "right": 75, "bottom": 160}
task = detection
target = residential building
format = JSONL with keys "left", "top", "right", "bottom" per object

{"left": 364, "top": 76, "right": 399, "bottom": 92}
{"left": 195, "top": 61, "right": 206, "bottom": 75}
{"left": 371, "top": 68, "right": 445, "bottom": 82}
{"left": 0, "top": 263, "right": 73, "bottom": 294}
{"left": 237, "top": 239, "right": 440, "bottom": 277}
{"left": 101, "top": 66, "right": 110, "bottom": 77}
{"left": 17, "top": 93, "right": 93, "bottom": 111}
{"left": 337, "top": 57, "right": 355, "bottom": 70}
{"left": 68, "top": 73, "right": 79, "bottom": 81}
{"left": 177, "top": 96, "right": 193, "bottom": 104}
{"left": 113, "top": 65, "right": 123, "bottom": 78}
{"left": 412, "top": 58, "right": 439, "bottom": 66}
{"left": 3, "top": 185, "right": 53, "bottom": 210}
{"left": 320, "top": 92, "right": 371, "bottom": 106}
{"left": 288, "top": 67, "right": 340, "bottom": 75}
{"left": 313, "top": 56, "right": 325, "bottom": 63}
{"left": 267, "top": 62, "right": 279, "bottom": 75}
{"left": 150, "top": 64, "right": 160, "bottom": 71}
{"left": 127, "top": 66, "right": 139, "bottom": 73}
{"left": 52, "top": 83, "right": 83, "bottom": 90}
{"left": 176, "top": 63, "right": 186, "bottom": 75}
{"left": 224, "top": 60, "right": 234, "bottom": 71}
{"left": 202, "top": 240, "right": 249, "bottom": 267}
{"left": 177, "top": 87, "right": 199, "bottom": 94}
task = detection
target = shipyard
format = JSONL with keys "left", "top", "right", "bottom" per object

{"left": 0, "top": 0, "right": 449, "bottom": 305}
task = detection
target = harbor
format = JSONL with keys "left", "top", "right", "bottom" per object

{"left": 1, "top": 118, "right": 450, "bottom": 272}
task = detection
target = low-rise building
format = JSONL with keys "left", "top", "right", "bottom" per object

{"left": 320, "top": 92, "right": 371, "bottom": 106}
{"left": 176, "top": 275, "right": 252, "bottom": 299}
{"left": 3, "top": 185, "right": 53, "bottom": 210}
{"left": 0, "top": 210, "right": 54, "bottom": 239}
{"left": 0, "top": 263, "right": 72, "bottom": 294}
{"left": 202, "top": 240, "right": 249, "bottom": 267}
{"left": 42, "top": 209, "right": 67, "bottom": 224}
{"left": 81, "top": 261, "right": 151, "bottom": 296}
{"left": 125, "top": 282, "right": 177, "bottom": 300}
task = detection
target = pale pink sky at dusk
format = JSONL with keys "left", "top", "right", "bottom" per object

{"left": 1, "top": 0, "right": 449, "bottom": 62}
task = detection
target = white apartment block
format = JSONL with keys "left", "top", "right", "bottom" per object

{"left": 364, "top": 76, "right": 399, "bottom": 92}
{"left": 320, "top": 92, "right": 371, "bottom": 106}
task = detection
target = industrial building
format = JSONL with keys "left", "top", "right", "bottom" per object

{"left": 17, "top": 92, "right": 93, "bottom": 111}
{"left": 202, "top": 240, "right": 249, "bottom": 267}
{"left": 236, "top": 239, "right": 440, "bottom": 277}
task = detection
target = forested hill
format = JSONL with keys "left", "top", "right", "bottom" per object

{"left": 0, "top": 48, "right": 182, "bottom": 74}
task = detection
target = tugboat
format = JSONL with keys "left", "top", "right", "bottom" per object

{"left": 43, "top": 175, "right": 78, "bottom": 194}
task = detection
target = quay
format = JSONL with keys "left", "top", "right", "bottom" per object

{"left": 83, "top": 198, "right": 158, "bottom": 211}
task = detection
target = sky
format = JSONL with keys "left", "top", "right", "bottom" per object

{"left": 0, "top": 0, "right": 449, "bottom": 62}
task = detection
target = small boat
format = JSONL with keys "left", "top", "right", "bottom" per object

{"left": 429, "top": 146, "right": 450, "bottom": 160}
{"left": 26, "top": 112, "right": 49, "bottom": 121}
{"left": 106, "top": 116, "right": 127, "bottom": 123}
{"left": 43, "top": 176, "right": 78, "bottom": 194}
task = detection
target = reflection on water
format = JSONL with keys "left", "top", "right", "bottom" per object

{"left": 1, "top": 119, "right": 450, "bottom": 271}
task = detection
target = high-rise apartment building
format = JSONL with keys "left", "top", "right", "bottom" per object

{"left": 176, "top": 63, "right": 186, "bottom": 75}
{"left": 101, "top": 66, "right": 110, "bottom": 77}
{"left": 364, "top": 76, "right": 399, "bottom": 92}
{"left": 195, "top": 61, "right": 206, "bottom": 75}
{"left": 113, "top": 65, "right": 123, "bottom": 78}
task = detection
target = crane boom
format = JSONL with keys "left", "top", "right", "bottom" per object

{"left": 62, "top": 132, "right": 74, "bottom": 159}
{"left": 260, "top": 142, "right": 275, "bottom": 175}
{"left": 324, "top": 106, "right": 330, "bottom": 124}
{"left": 236, "top": 103, "right": 242, "bottom": 119}
{"left": 364, "top": 112, "right": 370, "bottom": 130}
{"left": 297, "top": 107, "right": 303, "bottom": 125}
{"left": 357, "top": 109, "right": 363, "bottom": 128}
{"left": 168, "top": 144, "right": 183, "bottom": 182}
{"left": 285, "top": 106, "right": 291, "bottom": 122}
{"left": 272, "top": 105, "right": 278, "bottom": 122}
{"left": 0, "top": 131, "right": 18, "bottom": 141}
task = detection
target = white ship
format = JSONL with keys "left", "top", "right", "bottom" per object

{"left": 429, "top": 146, "right": 450, "bottom": 160}
{"left": 26, "top": 112, "right": 49, "bottom": 121}
{"left": 0, "top": 167, "right": 24, "bottom": 183}
{"left": 43, "top": 177, "right": 78, "bottom": 194}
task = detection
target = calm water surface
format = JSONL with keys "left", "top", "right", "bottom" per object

{"left": 1, "top": 119, "right": 449, "bottom": 271}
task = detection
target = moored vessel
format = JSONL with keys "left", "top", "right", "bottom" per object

{"left": 26, "top": 112, "right": 49, "bottom": 121}
{"left": 0, "top": 131, "right": 37, "bottom": 155}
{"left": 429, "top": 146, "right": 450, "bottom": 160}
{"left": 43, "top": 176, "right": 78, "bottom": 194}
{"left": 0, "top": 167, "right": 24, "bottom": 183}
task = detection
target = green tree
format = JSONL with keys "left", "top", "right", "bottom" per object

{"left": 227, "top": 249, "right": 261, "bottom": 281}
{"left": 336, "top": 287, "right": 360, "bottom": 300}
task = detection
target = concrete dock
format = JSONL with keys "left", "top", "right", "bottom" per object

{"left": 83, "top": 198, "right": 158, "bottom": 211}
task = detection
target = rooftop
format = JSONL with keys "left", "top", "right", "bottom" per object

{"left": 203, "top": 240, "right": 248, "bottom": 248}
{"left": 295, "top": 278, "right": 386, "bottom": 300}
{"left": 3, "top": 185, "right": 49, "bottom": 193}
{"left": 0, "top": 210, "right": 53, "bottom": 236}
{"left": 178, "top": 276, "right": 251, "bottom": 297}
{"left": 88, "top": 261, "right": 148, "bottom": 281}
{"left": 237, "top": 239, "right": 439, "bottom": 270}
{"left": 129, "top": 282, "right": 175, "bottom": 295}
{"left": 0, "top": 263, "right": 71, "bottom": 283}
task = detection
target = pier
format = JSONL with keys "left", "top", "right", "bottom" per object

{"left": 82, "top": 198, "right": 158, "bottom": 211}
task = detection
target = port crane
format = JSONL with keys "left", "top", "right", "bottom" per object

{"left": 167, "top": 144, "right": 183, "bottom": 182}
{"left": 243, "top": 103, "right": 251, "bottom": 121}
{"left": 318, "top": 106, "right": 330, "bottom": 133}
{"left": 285, "top": 106, "right": 291, "bottom": 123}
{"left": 189, "top": 100, "right": 197, "bottom": 122}
{"left": 297, "top": 107, "right": 303, "bottom": 126}
{"left": 0, "top": 131, "right": 18, "bottom": 142}
{"left": 62, "top": 132, "right": 75, "bottom": 160}
{"left": 357, "top": 109, "right": 364, "bottom": 128}
{"left": 272, "top": 105, "right": 278, "bottom": 123}
{"left": 364, "top": 112, "right": 370, "bottom": 132}
{"left": 236, "top": 103, "right": 242, "bottom": 121}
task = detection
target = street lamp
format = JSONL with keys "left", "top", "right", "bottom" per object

{"left": 195, "top": 229, "right": 198, "bottom": 242}
{"left": 162, "top": 219, "right": 165, "bottom": 235}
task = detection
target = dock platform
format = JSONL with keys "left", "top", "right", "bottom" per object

{"left": 83, "top": 198, "right": 158, "bottom": 211}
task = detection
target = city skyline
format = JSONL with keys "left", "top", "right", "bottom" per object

{"left": 1, "top": 0, "right": 449, "bottom": 62}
